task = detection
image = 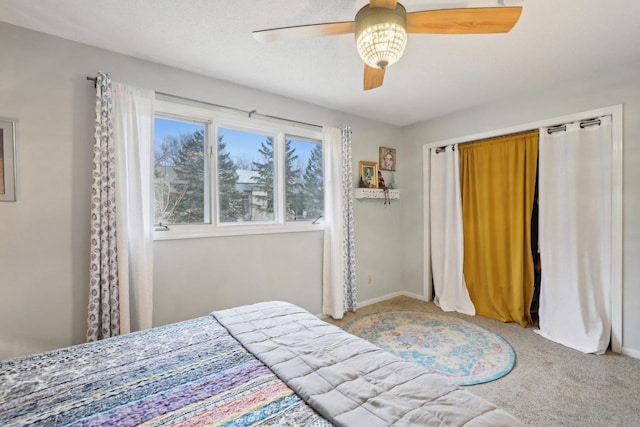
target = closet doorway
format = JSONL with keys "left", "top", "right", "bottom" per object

{"left": 422, "top": 105, "right": 623, "bottom": 353}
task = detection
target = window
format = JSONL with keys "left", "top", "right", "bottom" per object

{"left": 217, "top": 127, "right": 275, "bottom": 223}
{"left": 154, "top": 117, "right": 208, "bottom": 225}
{"left": 153, "top": 100, "right": 323, "bottom": 239}
{"left": 286, "top": 138, "right": 324, "bottom": 222}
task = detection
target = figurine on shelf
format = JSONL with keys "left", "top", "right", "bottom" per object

{"left": 377, "top": 171, "right": 387, "bottom": 190}
{"left": 378, "top": 171, "right": 391, "bottom": 205}
{"left": 359, "top": 175, "right": 366, "bottom": 188}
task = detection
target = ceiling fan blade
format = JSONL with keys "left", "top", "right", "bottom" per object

{"left": 253, "top": 21, "right": 355, "bottom": 43}
{"left": 369, "top": 0, "right": 398, "bottom": 9}
{"left": 406, "top": 7, "right": 522, "bottom": 34}
{"left": 364, "top": 65, "right": 385, "bottom": 90}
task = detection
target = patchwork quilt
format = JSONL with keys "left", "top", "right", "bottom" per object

{"left": 0, "top": 316, "right": 328, "bottom": 426}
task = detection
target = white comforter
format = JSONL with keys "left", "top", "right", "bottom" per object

{"left": 214, "top": 301, "right": 524, "bottom": 427}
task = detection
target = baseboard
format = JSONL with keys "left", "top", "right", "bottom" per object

{"left": 317, "top": 291, "right": 431, "bottom": 319}
{"left": 400, "top": 291, "right": 431, "bottom": 302}
{"left": 358, "top": 291, "right": 430, "bottom": 308}
{"left": 621, "top": 346, "right": 640, "bottom": 359}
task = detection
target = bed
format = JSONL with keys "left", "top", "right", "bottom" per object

{"left": 0, "top": 301, "right": 523, "bottom": 426}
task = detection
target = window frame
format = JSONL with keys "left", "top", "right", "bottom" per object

{"left": 153, "top": 99, "right": 324, "bottom": 240}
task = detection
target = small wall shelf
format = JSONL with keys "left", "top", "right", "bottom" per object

{"left": 354, "top": 188, "right": 400, "bottom": 200}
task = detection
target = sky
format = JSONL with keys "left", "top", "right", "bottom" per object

{"left": 154, "top": 117, "right": 318, "bottom": 169}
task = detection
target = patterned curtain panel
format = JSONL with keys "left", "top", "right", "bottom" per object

{"left": 88, "top": 72, "right": 119, "bottom": 341}
{"left": 322, "top": 126, "right": 357, "bottom": 318}
{"left": 341, "top": 126, "right": 357, "bottom": 312}
{"left": 87, "top": 74, "right": 155, "bottom": 341}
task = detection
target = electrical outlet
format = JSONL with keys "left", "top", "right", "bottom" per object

{"left": 367, "top": 274, "right": 373, "bottom": 285}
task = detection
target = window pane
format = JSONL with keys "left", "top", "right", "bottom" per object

{"left": 218, "top": 128, "right": 274, "bottom": 223}
{"left": 286, "top": 138, "right": 323, "bottom": 221}
{"left": 154, "top": 117, "right": 206, "bottom": 225}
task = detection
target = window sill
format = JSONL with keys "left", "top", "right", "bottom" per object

{"left": 154, "top": 223, "right": 324, "bottom": 241}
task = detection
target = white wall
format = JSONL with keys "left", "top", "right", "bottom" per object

{"left": 0, "top": 22, "right": 404, "bottom": 358}
{"left": 401, "top": 60, "right": 640, "bottom": 355}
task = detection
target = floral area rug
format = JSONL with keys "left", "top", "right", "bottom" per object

{"left": 344, "top": 310, "right": 515, "bottom": 386}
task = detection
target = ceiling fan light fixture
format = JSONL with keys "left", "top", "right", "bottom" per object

{"left": 254, "top": 4, "right": 523, "bottom": 90}
{"left": 355, "top": 4, "right": 408, "bottom": 69}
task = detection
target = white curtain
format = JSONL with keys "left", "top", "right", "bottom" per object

{"left": 536, "top": 116, "right": 612, "bottom": 354}
{"left": 323, "top": 126, "right": 357, "bottom": 319}
{"left": 429, "top": 145, "right": 475, "bottom": 316}
{"left": 112, "top": 82, "right": 155, "bottom": 333}
{"left": 87, "top": 73, "right": 154, "bottom": 341}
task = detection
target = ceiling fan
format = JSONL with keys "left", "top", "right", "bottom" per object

{"left": 253, "top": 0, "right": 522, "bottom": 90}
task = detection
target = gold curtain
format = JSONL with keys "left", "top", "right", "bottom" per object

{"left": 459, "top": 130, "right": 538, "bottom": 326}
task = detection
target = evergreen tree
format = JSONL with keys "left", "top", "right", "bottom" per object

{"left": 252, "top": 138, "right": 305, "bottom": 220}
{"left": 285, "top": 139, "right": 304, "bottom": 219}
{"left": 252, "top": 137, "right": 275, "bottom": 219}
{"left": 217, "top": 136, "right": 243, "bottom": 222}
{"left": 171, "top": 129, "right": 205, "bottom": 223}
{"left": 303, "top": 144, "right": 324, "bottom": 219}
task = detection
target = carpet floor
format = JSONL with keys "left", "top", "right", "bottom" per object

{"left": 325, "top": 295, "right": 640, "bottom": 427}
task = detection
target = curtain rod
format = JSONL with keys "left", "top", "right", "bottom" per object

{"left": 546, "top": 117, "right": 602, "bottom": 134}
{"left": 86, "top": 76, "right": 323, "bottom": 130}
{"left": 435, "top": 145, "right": 455, "bottom": 154}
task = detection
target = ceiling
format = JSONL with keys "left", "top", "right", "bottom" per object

{"left": 1, "top": 0, "right": 639, "bottom": 126}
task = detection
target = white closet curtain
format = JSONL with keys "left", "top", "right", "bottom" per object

{"left": 323, "top": 126, "right": 357, "bottom": 319}
{"left": 536, "top": 116, "right": 612, "bottom": 354}
{"left": 429, "top": 145, "right": 475, "bottom": 315}
{"left": 112, "top": 82, "right": 155, "bottom": 334}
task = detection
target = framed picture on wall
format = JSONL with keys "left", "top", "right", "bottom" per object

{"left": 0, "top": 119, "right": 16, "bottom": 202}
{"left": 359, "top": 161, "right": 378, "bottom": 188}
{"left": 379, "top": 146, "right": 396, "bottom": 171}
